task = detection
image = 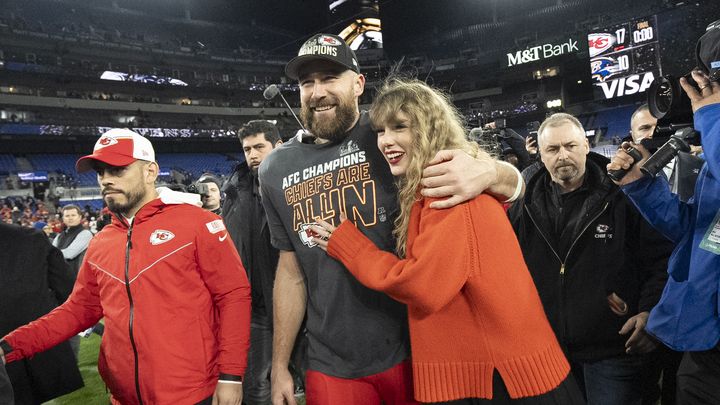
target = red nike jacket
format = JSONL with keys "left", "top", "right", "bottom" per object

{"left": 2, "top": 196, "right": 251, "bottom": 405}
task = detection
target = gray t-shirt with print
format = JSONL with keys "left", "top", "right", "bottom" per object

{"left": 259, "top": 112, "right": 409, "bottom": 378}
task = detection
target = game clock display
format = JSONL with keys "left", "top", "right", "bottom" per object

{"left": 588, "top": 16, "right": 661, "bottom": 100}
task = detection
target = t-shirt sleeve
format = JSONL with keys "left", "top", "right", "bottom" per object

{"left": 259, "top": 176, "right": 294, "bottom": 252}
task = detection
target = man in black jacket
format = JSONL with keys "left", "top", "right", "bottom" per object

{"left": 508, "top": 113, "right": 672, "bottom": 405}
{"left": 222, "top": 120, "right": 303, "bottom": 405}
{"left": 0, "top": 222, "right": 83, "bottom": 404}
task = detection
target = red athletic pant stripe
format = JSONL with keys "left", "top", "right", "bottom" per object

{"left": 305, "top": 359, "right": 418, "bottom": 405}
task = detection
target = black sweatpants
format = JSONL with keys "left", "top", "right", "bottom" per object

{"left": 676, "top": 344, "right": 720, "bottom": 405}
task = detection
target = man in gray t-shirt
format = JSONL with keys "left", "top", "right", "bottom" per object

{"left": 262, "top": 33, "right": 525, "bottom": 405}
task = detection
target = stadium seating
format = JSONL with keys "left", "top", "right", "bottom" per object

{"left": 21, "top": 153, "right": 242, "bottom": 187}
{"left": 0, "top": 155, "right": 18, "bottom": 174}
{"left": 156, "top": 153, "right": 241, "bottom": 178}
{"left": 578, "top": 105, "right": 636, "bottom": 141}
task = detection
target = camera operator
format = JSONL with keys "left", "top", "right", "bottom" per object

{"left": 608, "top": 63, "right": 720, "bottom": 404}
{"left": 477, "top": 120, "right": 531, "bottom": 170}
{"left": 628, "top": 104, "right": 704, "bottom": 202}
{"left": 193, "top": 173, "right": 223, "bottom": 215}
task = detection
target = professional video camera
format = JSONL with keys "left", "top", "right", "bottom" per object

{"left": 186, "top": 182, "right": 210, "bottom": 198}
{"left": 608, "top": 20, "right": 718, "bottom": 182}
{"left": 469, "top": 118, "right": 507, "bottom": 157}
{"left": 469, "top": 118, "right": 531, "bottom": 169}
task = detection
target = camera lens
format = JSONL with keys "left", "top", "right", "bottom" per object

{"left": 655, "top": 80, "right": 672, "bottom": 115}
{"left": 647, "top": 74, "right": 695, "bottom": 124}
{"left": 648, "top": 76, "right": 676, "bottom": 119}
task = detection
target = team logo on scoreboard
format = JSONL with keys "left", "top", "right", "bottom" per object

{"left": 591, "top": 57, "right": 624, "bottom": 82}
{"left": 588, "top": 33, "right": 615, "bottom": 58}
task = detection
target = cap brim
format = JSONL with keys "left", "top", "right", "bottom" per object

{"left": 75, "top": 154, "right": 137, "bottom": 173}
{"left": 285, "top": 54, "right": 355, "bottom": 80}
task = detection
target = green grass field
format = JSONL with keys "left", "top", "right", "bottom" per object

{"left": 42, "top": 335, "right": 306, "bottom": 405}
{"left": 44, "top": 334, "right": 109, "bottom": 405}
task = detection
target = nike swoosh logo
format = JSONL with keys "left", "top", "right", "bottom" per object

{"left": 219, "top": 233, "right": 228, "bottom": 242}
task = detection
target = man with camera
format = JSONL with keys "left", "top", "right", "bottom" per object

{"left": 194, "top": 173, "right": 224, "bottom": 215}
{"left": 609, "top": 58, "right": 720, "bottom": 403}
{"left": 477, "top": 119, "right": 531, "bottom": 170}
{"left": 626, "top": 104, "right": 704, "bottom": 203}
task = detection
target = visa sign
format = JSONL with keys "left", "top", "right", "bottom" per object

{"left": 507, "top": 39, "right": 579, "bottom": 67}
{"left": 596, "top": 72, "right": 655, "bottom": 99}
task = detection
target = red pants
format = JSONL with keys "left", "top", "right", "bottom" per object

{"left": 305, "top": 360, "right": 418, "bottom": 405}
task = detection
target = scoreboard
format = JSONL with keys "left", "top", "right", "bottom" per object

{"left": 588, "top": 16, "right": 661, "bottom": 100}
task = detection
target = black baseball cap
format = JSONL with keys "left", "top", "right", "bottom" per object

{"left": 285, "top": 33, "right": 360, "bottom": 80}
{"left": 697, "top": 19, "right": 720, "bottom": 81}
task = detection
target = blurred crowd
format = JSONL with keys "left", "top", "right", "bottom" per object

{"left": 0, "top": 196, "right": 102, "bottom": 236}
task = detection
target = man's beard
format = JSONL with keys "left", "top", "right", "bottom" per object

{"left": 300, "top": 89, "right": 358, "bottom": 143}
{"left": 104, "top": 185, "right": 146, "bottom": 217}
{"left": 554, "top": 164, "right": 579, "bottom": 182}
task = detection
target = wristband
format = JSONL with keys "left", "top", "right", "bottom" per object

{"left": 500, "top": 161, "right": 523, "bottom": 203}
{"left": 219, "top": 373, "right": 243, "bottom": 385}
{"left": 0, "top": 340, "right": 12, "bottom": 356}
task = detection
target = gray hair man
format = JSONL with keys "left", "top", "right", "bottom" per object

{"left": 509, "top": 113, "right": 672, "bottom": 405}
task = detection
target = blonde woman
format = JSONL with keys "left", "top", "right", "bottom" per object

{"left": 312, "top": 79, "right": 584, "bottom": 404}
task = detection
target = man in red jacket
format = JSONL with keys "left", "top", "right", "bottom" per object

{"left": 0, "top": 128, "right": 252, "bottom": 405}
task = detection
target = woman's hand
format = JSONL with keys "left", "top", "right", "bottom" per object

{"left": 311, "top": 212, "right": 347, "bottom": 251}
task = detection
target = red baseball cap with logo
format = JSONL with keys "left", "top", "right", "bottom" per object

{"left": 76, "top": 128, "right": 156, "bottom": 173}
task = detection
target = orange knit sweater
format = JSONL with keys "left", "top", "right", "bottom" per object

{"left": 327, "top": 194, "right": 570, "bottom": 403}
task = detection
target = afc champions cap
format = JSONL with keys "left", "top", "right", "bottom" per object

{"left": 76, "top": 128, "right": 156, "bottom": 173}
{"left": 697, "top": 19, "right": 720, "bottom": 82}
{"left": 285, "top": 33, "right": 360, "bottom": 80}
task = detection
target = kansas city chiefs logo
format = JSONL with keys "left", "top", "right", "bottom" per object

{"left": 150, "top": 229, "right": 175, "bottom": 245}
{"left": 588, "top": 33, "right": 615, "bottom": 58}
{"left": 318, "top": 35, "right": 342, "bottom": 46}
{"left": 96, "top": 136, "right": 118, "bottom": 149}
{"left": 596, "top": 224, "right": 610, "bottom": 233}
{"left": 298, "top": 222, "right": 319, "bottom": 248}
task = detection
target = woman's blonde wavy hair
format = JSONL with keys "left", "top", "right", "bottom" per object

{"left": 369, "top": 78, "right": 486, "bottom": 257}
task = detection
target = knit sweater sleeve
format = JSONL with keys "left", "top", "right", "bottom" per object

{"left": 327, "top": 199, "right": 473, "bottom": 317}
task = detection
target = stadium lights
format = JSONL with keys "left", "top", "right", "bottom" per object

{"left": 546, "top": 99, "right": 562, "bottom": 108}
